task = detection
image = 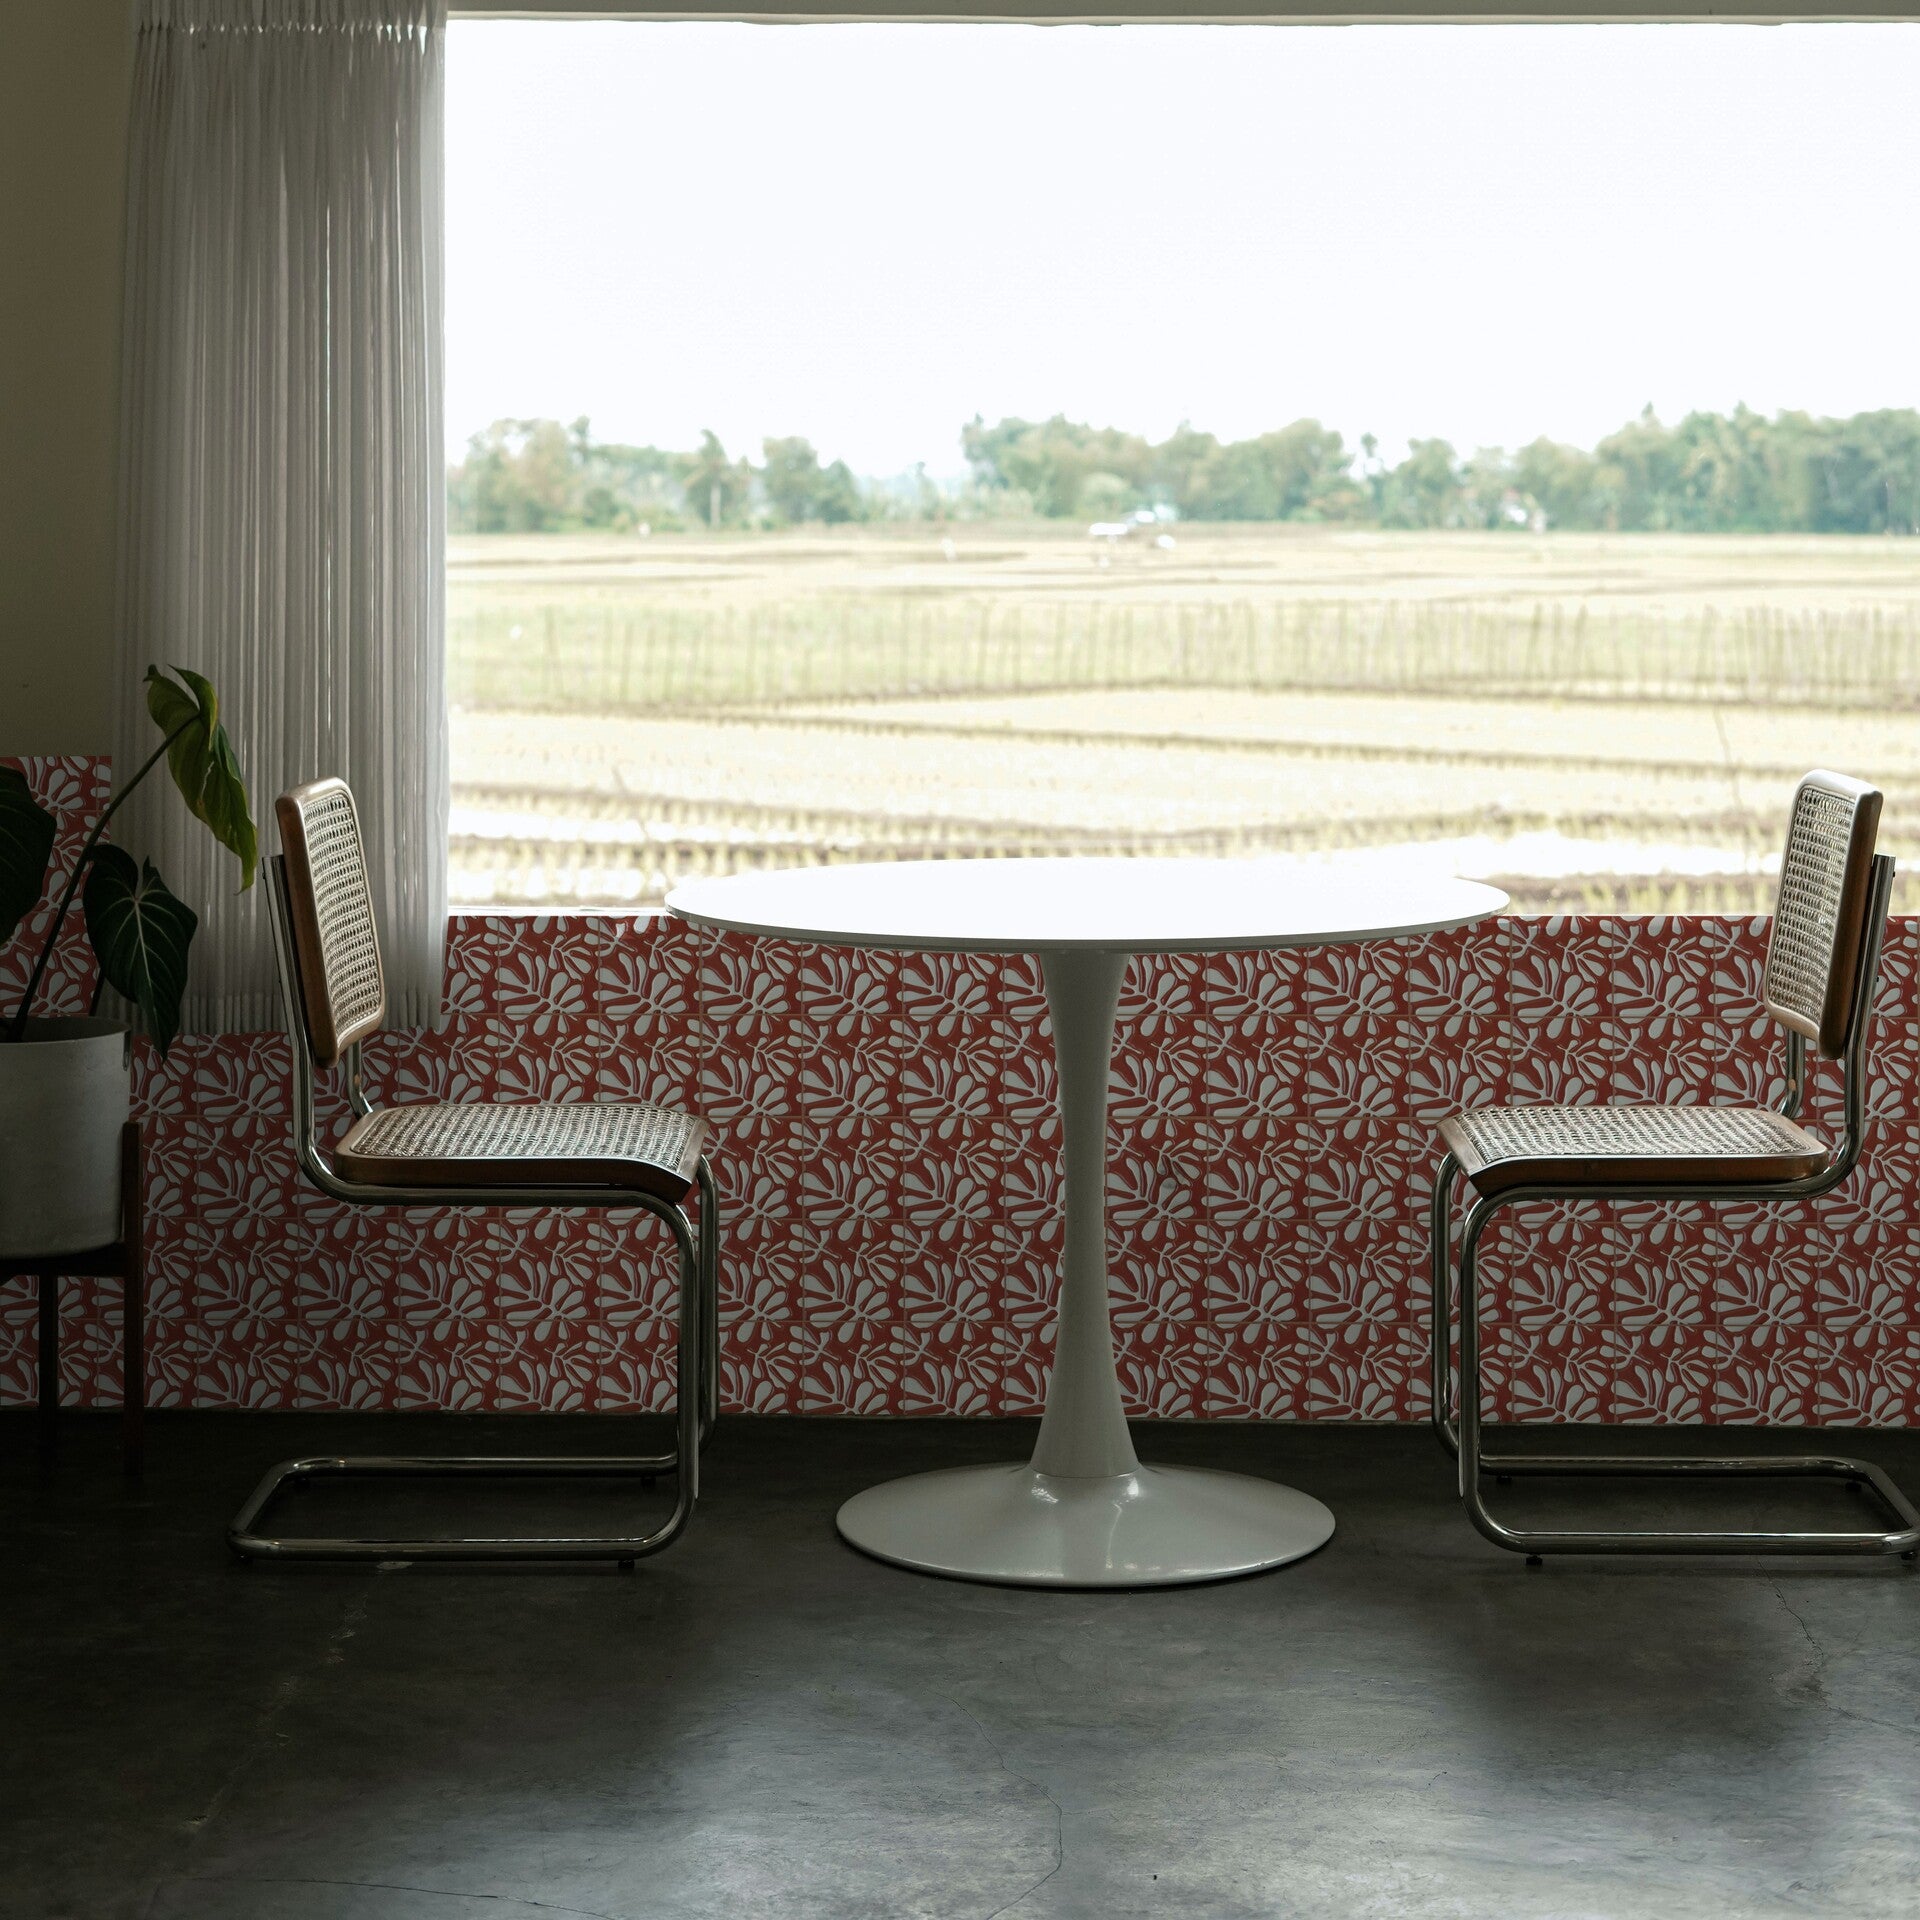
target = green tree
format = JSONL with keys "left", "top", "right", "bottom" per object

{"left": 1079, "top": 472, "right": 1137, "bottom": 520}
{"left": 578, "top": 425, "right": 685, "bottom": 530}
{"left": 1804, "top": 409, "right": 1920, "bottom": 533}
{"left": 1151, "top": 423, "right": 1220, "bottom": 516}
{"left": 962, "top": 415, "right": 1153, "bottom": 518}
{"left": 1456, "top": 447, "right": 1521, "bottom": 530}
{"left": 1592, "top": 407, "right": 1683, "bottom": 530}
{"left": 446, "top": 406, "right": 1920, "bottom": 539}
{"left": 447, "top": 417, "right": 690, "bottom": 532}
{"left": 1512, "top": 438, "right": 1599, "bottom": 530}
{"left": 1164, "top": 421, "right": 1354, "bottom": 522}
{"left": 763, "top": 436, "right": 864, "bottom": 524}
{"left": 679, "top": 431, "right": 755, "bottom": 528}
{"left": 1380, "top": 439, "right": 1464, "bottom": 529}
{"left": 448, "top": 419, "right": 576, "bottom": 532}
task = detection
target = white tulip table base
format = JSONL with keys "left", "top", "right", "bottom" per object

{"left": 668, "top": 862, "right": 1504, "bottom": 1593}
{"left": 835, "top": 1461, "right": 1336, "bottom": 1589}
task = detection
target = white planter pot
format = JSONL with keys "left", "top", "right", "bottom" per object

{"left": 0, "top": 1017, "right": 132, "bottom": 1259}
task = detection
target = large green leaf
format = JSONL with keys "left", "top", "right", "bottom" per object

{"left": 0, "top": 767, "right": 56, "bottom": 951}
{"left": 144, "top": 665, "right": 258, "bottom": 891}
{"left": 83, "top": 845, "right": 198, "bottom": 1058}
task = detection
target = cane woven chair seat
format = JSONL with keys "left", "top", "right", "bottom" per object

{"left": 1439, "top": 1102, "right": 1829, "bottom": 1196}
{"left": 337, "top": 1099, "right": 707, "bottom": 1201}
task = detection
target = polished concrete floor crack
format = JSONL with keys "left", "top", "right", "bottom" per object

{"left": 156, "top": 1876, "right": 623, "bottom": 1919}
{"left": 945, "top": 1695, "right": 1066, "bottom": 1919}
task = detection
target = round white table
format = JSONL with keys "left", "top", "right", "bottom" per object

{"left": 667, "top": 858, "right": 1506, "bottom": 1588}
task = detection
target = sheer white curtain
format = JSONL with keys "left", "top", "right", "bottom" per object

{"left": 116, "top": 0, "right": 448, "bottom": 1034}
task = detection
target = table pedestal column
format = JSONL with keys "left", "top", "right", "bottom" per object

{"left": 1031, "top": 949, "right": 1137, "bottom": 1480}
{"left": 835, "top": 949, "right": 1335, "bottom": 1588}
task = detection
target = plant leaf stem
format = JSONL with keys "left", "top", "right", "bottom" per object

{"left": 5, "top": 718, "right": 197, "bottom": 1041}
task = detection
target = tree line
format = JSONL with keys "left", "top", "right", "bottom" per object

{"left": 448, "top": 406, "right": 1920, "bottom": 535}
{"left": 449, "top": 419, "right": 864, "bottom": 535}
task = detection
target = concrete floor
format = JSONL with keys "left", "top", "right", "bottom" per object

{"left": 5, "top": 1415, "right": 1920, "bottom": 1920}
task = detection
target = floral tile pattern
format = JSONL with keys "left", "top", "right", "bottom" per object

{"left": 5, "top": 756, "right": 1917, "bottom": 1424}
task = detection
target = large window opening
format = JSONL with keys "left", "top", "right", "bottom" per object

{"left": 446, "top": 20, "right": 1920, "bottom": 912}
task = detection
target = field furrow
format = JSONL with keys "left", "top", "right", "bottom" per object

{"left": 447, "top": 528, "right": 1920, "bottom": 910}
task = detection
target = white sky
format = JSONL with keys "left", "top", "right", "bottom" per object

{"left": 446, "top": 21, "right": 1920, "bottom": 478}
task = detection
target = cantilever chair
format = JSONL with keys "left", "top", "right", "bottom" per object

{"left": 1430, "top": 769, "right": 1919, "bottom": 1563}
{"left": 229, "top": 778, "right": 719, "bottom": 1566}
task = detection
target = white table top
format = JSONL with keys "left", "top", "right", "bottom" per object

{"left": 666, "top": 857, "right": 1506, "bottom": 954}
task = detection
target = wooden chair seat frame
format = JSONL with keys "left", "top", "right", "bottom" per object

{"left": 228, "top": 844, "right": 719, "bottom": 1567}
{"left": 1430, "top": 850, "right": 1919, "bottom": 1563}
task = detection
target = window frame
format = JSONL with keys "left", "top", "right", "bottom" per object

{"left": 442, "top": 3, "right": 1916, "bottom": 921}
{"left": 455, "top": 4, "right": 1914, "bottom": 22}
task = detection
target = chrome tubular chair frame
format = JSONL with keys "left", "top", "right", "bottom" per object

{"left": 227, "top": 855, "right": 721, "bottom": 1567}
{"left": 1429, "top": 852, "right": 1920, "bottom": 1562}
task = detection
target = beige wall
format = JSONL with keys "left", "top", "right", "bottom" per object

{"left": 1, "top": 1, "right": 134, "bottom": 754}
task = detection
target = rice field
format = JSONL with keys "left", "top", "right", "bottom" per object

{"left": 447, "top": 526, "right": 1920, "bottom": 912}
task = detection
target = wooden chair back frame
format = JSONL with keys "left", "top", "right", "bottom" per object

{"left": 274, "top": 778, "right": 387, "bottom": 1071}
{"left": 1763, "top": 769, "right": 1884, "bottom": 1059}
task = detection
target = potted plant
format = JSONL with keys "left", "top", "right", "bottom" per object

{"left": 1, "top": 668, "right": 256, "bottom": 1257}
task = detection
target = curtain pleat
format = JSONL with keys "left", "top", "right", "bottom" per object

{"left": 116, "top": 0, "right": 447, "bottom": 1035}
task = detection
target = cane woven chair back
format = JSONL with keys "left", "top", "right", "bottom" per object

{"left": 274, "top": 779, "right": 387, "bottom": 1069}
{"left": 1762, "top": 771, "right": 1884, "bottom": 1059}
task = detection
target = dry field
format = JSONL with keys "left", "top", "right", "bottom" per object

{"left": 447, "top": 525, "right": 1920, "bottom": 912}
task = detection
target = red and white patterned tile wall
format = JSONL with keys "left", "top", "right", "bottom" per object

{"left": 5, "top": 755, "right": 1917, "bottom": 1424}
